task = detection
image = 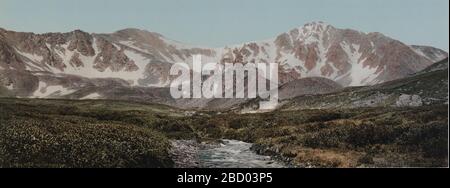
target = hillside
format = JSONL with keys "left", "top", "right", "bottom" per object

{"left": 280, "top": 58, "right": 449, "bottom": 110}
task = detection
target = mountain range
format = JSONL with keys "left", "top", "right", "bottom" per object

{"left": 0, "top": 22, "right": 447, "bottom": 109}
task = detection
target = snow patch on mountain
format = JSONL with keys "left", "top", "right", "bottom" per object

{"left": 15, "top": 49, "right": 44, "bottom": 63}
{"left": 5, "top": 83, "right": 14, "bottom": 90}
{"left": 119, "top": 40, "right": 145, "bottom": 52}
{"left": 81, "top": 93, "right": 102, "bottom": 99}
{"left": 123, "top": 50, "right": 149, "bottom": 85}
{"left": 32, "top": 81, "right": 76, "bottom": 98}
{"left": 43, "top": 38, "right": 145, "bottom": 86}
{"left": 411, "top": 45, "right": 448, "bottom": 62}
{"left": 340, "top": 42, "right": 379, "bottom": 86}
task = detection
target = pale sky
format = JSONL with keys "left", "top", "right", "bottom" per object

{"left": 0, "top": 0, "right": 448, "bottom": 50}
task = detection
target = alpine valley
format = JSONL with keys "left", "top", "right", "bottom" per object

{"left": 0, "top": 22, "right": 448, "bottom": 168}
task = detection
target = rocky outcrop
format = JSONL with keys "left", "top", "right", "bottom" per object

{"left": 67, "top": 30, "right": 95, "bottom": 57}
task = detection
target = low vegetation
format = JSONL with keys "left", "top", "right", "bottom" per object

{"left": 0, "top": 98, "right": 448, "bottom": 167}
{"left": 0, "top": 98, "right": 179, "bottom": 168}
{"left": 188, "top": 106, "right": 448, "bottom": 167}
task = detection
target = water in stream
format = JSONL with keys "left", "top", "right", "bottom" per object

{"left": 198, "top": 139, "right": 285, "bottom": 168}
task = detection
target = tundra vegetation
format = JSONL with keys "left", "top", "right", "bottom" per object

{"left": 0, "top": 97, "right": 447, "bottom": 168}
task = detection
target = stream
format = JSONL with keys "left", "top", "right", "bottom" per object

{"left": 171, "top": 139, "right": 285, "bottom": 168}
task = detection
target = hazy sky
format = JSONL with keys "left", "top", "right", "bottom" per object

{"left": 0, "top": 0, "right": 448, "bottom": 50}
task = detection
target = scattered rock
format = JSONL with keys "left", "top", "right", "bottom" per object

{"left": 396, "top": 94, "right": 423, "bottom": 107}
{"left": 169, "top": 140, "right": 201, "bottom": 168}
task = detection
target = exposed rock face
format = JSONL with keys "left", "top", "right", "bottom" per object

{"left": 0, "top": 22, "right": 447, "bottom": 104}
{"left": 138, "top": 61, "right": 173, "bottom": 87}
{"left": 67, "top": 30, "right": 95, "bottom": 57}
{"left": 93, "top": 37, "right": 139, "bottom": 72}
{"left": 0, "top": 28, "right": 141, "bottom": 81}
